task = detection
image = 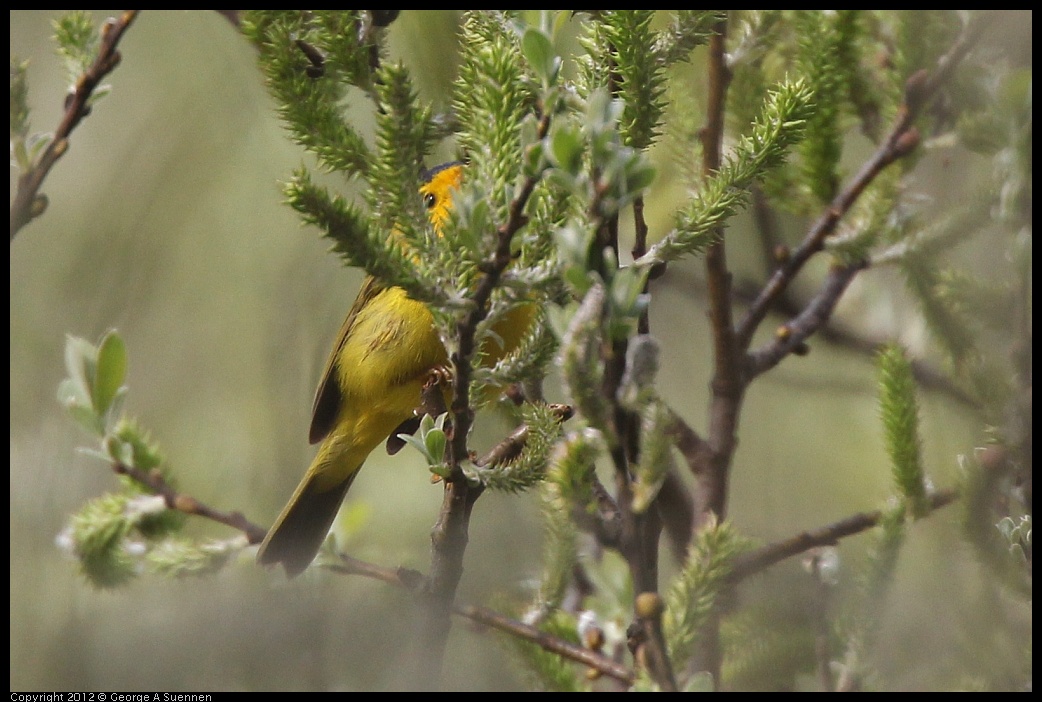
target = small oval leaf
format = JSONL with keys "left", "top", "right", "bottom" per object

{"left": 94, "top": 330, "right": 127, "bottom": 416}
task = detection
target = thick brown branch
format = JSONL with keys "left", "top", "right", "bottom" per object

{"left": 693, "top": 17, "right": 734, "bottom": 687}
{"left": 699, "top": 16, "right": 740, "bottom": 526}
{"left": 423, "top": 114, "right": 552, "bottom": 690}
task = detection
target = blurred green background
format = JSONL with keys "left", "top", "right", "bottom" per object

{"left": 10, "top": 11, "right": 1030, "bottom": 691}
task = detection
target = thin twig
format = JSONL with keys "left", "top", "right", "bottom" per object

{"left": 726, "top": 488, "right": 959, "bottom": 584}
{"left": 328, "top": 554, "right": 637, "bottom": 685}
{"left": 748, "top": 261, "right": 866, "bottom": 378}
{"left": 729, "top": 277, "right": 982, "bottom": 410}
{"left": 734, "top": 12, "right": 994, "bottom": 352}
{"left": 460, "top": 603, "right": 636, "bottom": 686}
{"left": 10, "top": 10, "right": 140, "bottom": 242}
{"left": 111, "top": 460, "right": 268, "bottom": 544}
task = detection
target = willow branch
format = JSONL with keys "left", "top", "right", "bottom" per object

{"left": 734, "top": 13, "right": 994, "bottom": 352}
{"left": 726, "top": 488, "right": 959, "bottom": 584}
{"left": 328, "top": 554, "right": 636, "bottom": 685}
{"left": 460, "top": 603, "right": 636, "bottom": 686}
{"left": 747, "top": 261, "right": 866, "bottom": 378}
{"left": 111, "top": 459, "right": 268, "bottom": 544}
{"left": 729, "top": 277, "right": 982, "bottom": 410}
{"left": 10, "top": 10, "right": 140, "bottom": 242}
{"left": 690, "top": 16, "right": 732, "bottom": 687}
{"left": 699, "top": 15, "right": 738, "bottom": 524}
{"left": 420, "top": 122, "right": 552, "bottom": 687}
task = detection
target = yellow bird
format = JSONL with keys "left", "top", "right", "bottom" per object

{"left": 258, "top": 162, "right": 530, "bottom": 576}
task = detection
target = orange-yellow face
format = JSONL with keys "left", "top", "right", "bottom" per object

{"left": 420, "top": 161, "right": 464, "bottom": 232}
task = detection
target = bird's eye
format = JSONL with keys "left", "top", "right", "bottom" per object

{"left": 424, "top": 192, "right": 437, "bottom": 209}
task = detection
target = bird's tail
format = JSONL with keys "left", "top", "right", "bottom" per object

{"left": 256, "top": 468, "right": 360, "bottom": 578}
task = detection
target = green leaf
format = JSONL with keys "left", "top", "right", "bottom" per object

{"left": 64, "top": 334, "right": 97, "bottom": 405}
{"left": 423, "top": 427, "right": 447, "bottom": 463}
{"left": 396, "top": 433, "right": 430, "bottom": 460}
{"left": 522, "top": 26, "right": 559, "bottom": 85}
{"left": 57, "top": 377, "right": 90, "bottom": 413}
{"left": 52, "top": 11, "right": 99, "bottom": 82}
{"left": 549, "top": 125, "right": 584, "bottom": 175}
{"left": 66, "top": 399, "right": 104, "bottom": 436}
{"left": 94, "top": 330, "right": 127, "bottom": 416}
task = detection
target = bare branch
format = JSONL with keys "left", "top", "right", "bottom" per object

{"left": 111, "top": 459, "right": 268, "bottom": 544}
{"left": 726, "top": 488, "right": 959, "bottom": 584}
{"left": 328, "top": 554, "right": 637, "bottom": 686}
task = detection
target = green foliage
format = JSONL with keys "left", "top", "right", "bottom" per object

{"left": 535, "top": 478, "right": 579, "bottom": 613}
{"left": 631, "top": 400, "right": 675, "bottom": 513}
{"left": 465, "top": 403, "right": 566, "bottom": 493}
{"left": 615, "top": 336, "right": 676, "bottom": 513}
{"left": 146, "top": 538, "right": 238, "bottom": 579}
{"left": 576, "top": 11, "right": 719, "bottom": 151}
{"left": 52, "top": 11, "right": 99, "bottom": 83}
{"left": 9, "top": 53, "right": 55, "bottom": 189}
{"left": 663, "top": 519, "right": 748, "bottom": 668}
{"left": 34, "top": 9, "right": 1029, "bottom": 692}
{"left": 505, "top": 609, "right": 588, "bottom": 692}
{"left": 558, "top": 284, "right": 611, "bottom": 437}
{"left": 9, "top": 58, "right": 31, "bottom": 146}
{"left": 56, "top": 333, "right": 226, "bottom": 588}
{"left": 64, "top": 492, "right": 138, "bottom": 588}
{"left": 283, "top": 167, "right": 442, "bottom": 305}
{"left": 596, "top": 11, "right": 666, "bottom": 150}
{"left": 792, "top": 10, "right": 850, "bottom": 203}
{"left": 58, "top": 329, "right": 128, "bottom": 437}
{"left": 876, "top": 344, "right": 930, "bottom": 517}
{"left": 474, "top": 308, "right": 559, "bottom": 397}
{"left": 546, "top": 426, "right": 604, "bottom": 515}
{"left": 397, "top": 412, "right": 451, "bottom": 479}
{"left": 366, "top": 62, "right": 439, "bottom": 236}
{"left": 656, "top": 10, "right": 721, "bottom": 66}
{"left": 241, "top": 11, "right": 374, "bottom": 176}
{"left": 453, "top": 11, "right": 534, "bottom": 214}
{"left": 642, "top": 77, "right": 813, "bottom": 264}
